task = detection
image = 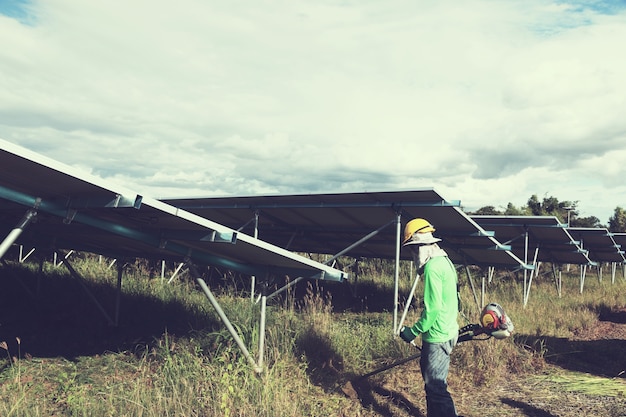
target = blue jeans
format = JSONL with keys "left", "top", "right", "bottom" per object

{"left": 420, "top": 337, "right": 458, "bottom": 417}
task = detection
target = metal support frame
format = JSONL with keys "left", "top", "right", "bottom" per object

{"left": 53, "top": 250, "right": 74, "bottom": 268}
{"left": 579, "top": 237, "right": 587, "bottom": 293}
{"left": 19, "top": 245, "right": 36, "bottom": 263}
{"left": 465, "top": 265, "right": 481, "bottom": 314}
{"left": 522, "top": 231, "right": 529, "bottom": 308}
{"left": 192, "top": 258, "right": 343, "bottom": 373}
{"left": 250, "top": 211, "right": 259, "bottom": 302}
{"left": 195, "top": 275, "right": 262, "bottom": 373}
{"left": 523, "top": 246, "right": 540, "bottom": 307}
{"left": 233, "top": 207, "right": 404, "bottom": 335}
{"left": 481, "top": 276, "right": 485, "bottom": 307}
{"left": 552, "top": 264, "right": 563, "bottom": 298}
{"left": 580, "top": 264, "right": 588, "bottom": 294}
{"left": 393, "top": 213, "right": 402, "bottom": 334}
{"left": 396, "top": 270, "right": 421, "bottom": 335}
{"left": 0, "top": 206, "right": 39, "bottom": 261}
{"left": 611, "top": 262, "right": 617, "bottom": 284}
{"left": 167, "top": 262, "right": 186, "bottom": 284}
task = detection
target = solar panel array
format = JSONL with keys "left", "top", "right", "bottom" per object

{"left": 0, "top": 139, "right": 346, "bottom": 282}
{"left": 2, "top": 138, "right": 623, "bottom": 276}
{"left": 2, "top": 138, "right": 624, "bottom": 370}
{"left": 470, "top": 215, "right": 594, "bottom": 266}
{"left": 162, "top": 192, "right": 530, "bottom": 269}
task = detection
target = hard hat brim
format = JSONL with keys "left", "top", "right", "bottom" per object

{"left": 403, "top": 232, "right": 442, "bottom": 246}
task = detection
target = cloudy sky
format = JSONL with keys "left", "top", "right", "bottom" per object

{"left": 1, "top": 0, "right": 625, "bottom": 224}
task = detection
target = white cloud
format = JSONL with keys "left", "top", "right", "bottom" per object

{"left": 0, "top": 0, "right": 625, "bottom": 224}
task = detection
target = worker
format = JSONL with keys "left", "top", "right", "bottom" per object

{"left": 399, "top": 218, "right": 463, "bottom": 417}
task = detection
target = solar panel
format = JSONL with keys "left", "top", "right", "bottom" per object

{"left": 163, "top": 192, "right": 529, "bottom": 269}
{"left": 0, "top": 139, "right": 346, "bottom": 282}
{"left": 0, "top": 138, "right": 353, "bottom": 372}
{"left": 471, "top": 215, "right": 594, "bottom": 265}
{"left": 566, "top": 227, "right": 626, "bottom": 264}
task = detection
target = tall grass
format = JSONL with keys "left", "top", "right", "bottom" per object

{"left": 0, "top": 256, "right": 624, "bottom": 416}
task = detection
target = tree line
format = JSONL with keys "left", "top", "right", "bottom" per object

{"left": 469, "top": 194, "right": 626, "bottom": 233}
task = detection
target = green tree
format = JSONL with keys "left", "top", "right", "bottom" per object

{"left": 472, "top": 205, "right": 502, "bottom": 215}
{"left": 524, "top": 194, "right": 580, "bottom": 224}
{"left": 608, "top": 207, "right": 626, "bottom": 232}
{"left": 471, "top": 194, "right": 607, "bottom": 226}
{"left": 503, "top": 202, "right": 524, "bottom": 215}
{"left": 527, "top": 194, "right": 542, "bottom": 215}
{"left": 572, "top": 215, "right": 602, "bottom": 228}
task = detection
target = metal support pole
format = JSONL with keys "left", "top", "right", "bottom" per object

{"left": 393, "top": 213, "right": 401, "bottom": 335}
{"left": 324, "top": 219, "right": 397, "bottom": 267}
{"left": 19, "top": 245, "right": 36, "bottom": 263}
{"left": 266, "top": 276, "right": 305, "bottom": 300}
{"left": 551, "top": 264, "right": 561, "bottom": 297}
{"left": 523, "top": 231, "right": 529, "bottom": 308}
{"left": 481, "top": 276, "right": 485, "bottom": 307}
{"left": 580, "top": 264, "right": 587, "bottom": 294}
{"left": 524, "top": 247, "right": 539, "bottom": 307}
{"left": 167, "top": 262, "right": 185, "bottom": 284}
{"left": 612, "top": 262, "right": 617, "bottom": 284}
{"left": 251, "top": 211, "right": 259, "bottom": 302}
{"left": 258, "top": 295, "right": 267, "bottom": 369}
{"left": 465, "top": 265, "right": 480, "bottom": 314}
{"left": 396, "top": 271, "right": 421, "bottom": 335}
{"left": 54, "top": 250, "right": 74, "bottom": 268}
{"left": 196, "top": 277, "right": 262, "bottom": 373}
{"left": 0, "top": 208, "right": 38, "bottom": 261}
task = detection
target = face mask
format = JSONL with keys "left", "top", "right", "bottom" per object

{"left": 410, "top": 243, "right": 445, "bottom": 270}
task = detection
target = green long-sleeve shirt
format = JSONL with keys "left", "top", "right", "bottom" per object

{"left": 410, "top": 256, "right": 459, "bottom": 343}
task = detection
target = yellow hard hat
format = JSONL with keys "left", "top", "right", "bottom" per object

{"left": 403, "top": 218, "right": 435, "bottom": 244}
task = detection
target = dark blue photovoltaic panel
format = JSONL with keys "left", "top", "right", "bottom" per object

{"left": 471, "top": 215, "right": 595, "bottom": 265}
{"left": 0, "top": 139, "right": 346, "bottom": 281}
{"left": 164, "top": 192, "right": 529, "bottom": 269}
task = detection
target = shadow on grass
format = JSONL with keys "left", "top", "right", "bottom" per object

{"left": 500, "top": 398, "right": 557, "bottom": 417}
{"left": 0, "top": 262, "right": 221, "bottom": 360}
{"left": 517, "top": 334, "right": 626, "bottom": 379}
{"left": 287, "top": 278, "right": 409, "bottom": 314}
{"left": 595, "top": 303, "right": 626, "bottom": 324}
{"left": 296, "top": 328, "right": 424, "bottom": 417}
{"left": 347, "top": 378, "right": 425, "bottom": 417}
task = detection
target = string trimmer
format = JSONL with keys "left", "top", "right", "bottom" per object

{"left": 341, "top": 303, "right": 514, "bottom": 399}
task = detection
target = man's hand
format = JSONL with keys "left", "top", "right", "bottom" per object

{"left": 399, "top": 326, "right": 418, "bottom": 343}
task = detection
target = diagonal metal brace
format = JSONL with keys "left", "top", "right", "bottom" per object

{"left": 0, "top": 204, "right": 40, "bottom": 261}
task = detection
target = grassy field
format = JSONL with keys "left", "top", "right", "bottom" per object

{"left": 0, "top": 255, "right": 625, "bottom": 416}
